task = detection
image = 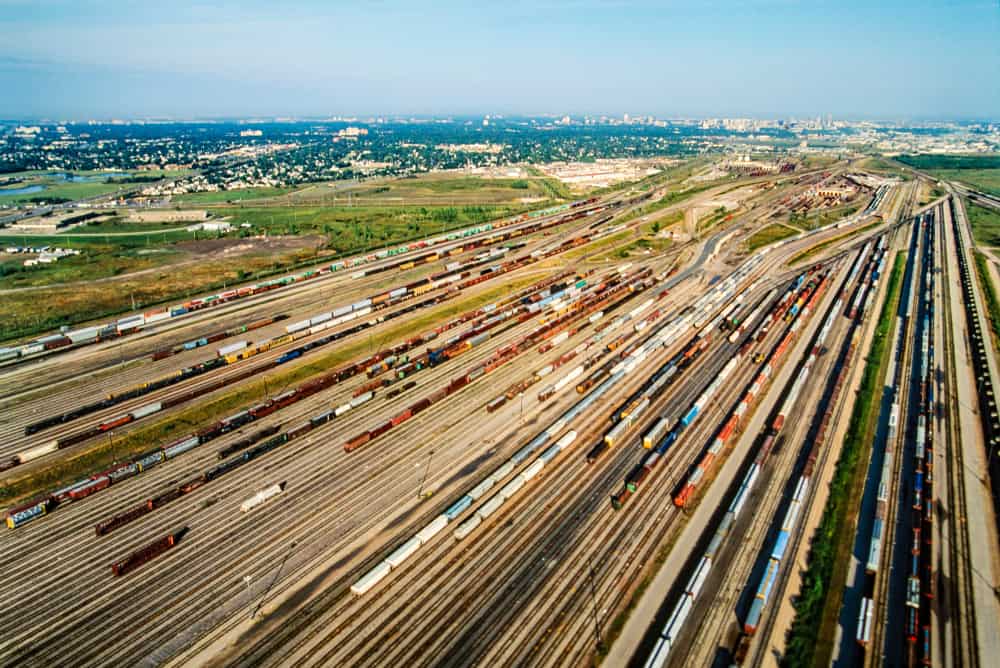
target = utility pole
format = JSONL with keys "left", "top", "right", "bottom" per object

{"left": 587, "top": 558, "right": 604, "bottom": 653}
{"left": 243, "top": 575, "right": 254, "bottom": 620}
{"left": 417, "top": 449, "right": 435, "bottom": 499}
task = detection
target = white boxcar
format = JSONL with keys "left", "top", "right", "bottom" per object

{"left": 16, "top": 441, "right": 59, "bottom": 463}
{"left": 130, "top": 402, "right": 162, "bottom": 419}
{"left": 415, "top": 515, "right": 449, "bottom": 544}
{"left": 218, "top": 341, "right": 249, "bottom": 357}
{"left": 453, "top": 515, "right": 481, "bottom": 540}
{"left": 240, "top": 483, "right": 285, "bottom": 512}
{"left": 476, "top": 494, "right": 505, "bottom": 521}
{"left": 385, "top": 537, "right": 421, "bottom": 568}
{"left": 351, "top": 561, "right": 391, "bottom": 595}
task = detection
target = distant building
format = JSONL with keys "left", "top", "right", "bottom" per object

{"left": 815, "top": 186, "right": 855, "bottom": 199}
{"left": 239, "top": 129, "right": 263, "bottom": 137}
{"left": 337, "top": 127, "right": 369, "bottom": 138}
{"left": 186, "top": 221, "right": 232, "bottom": 232}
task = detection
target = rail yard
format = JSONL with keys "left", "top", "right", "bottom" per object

{"left": 3, "top": 161, "right": 1000, "bottom": 668}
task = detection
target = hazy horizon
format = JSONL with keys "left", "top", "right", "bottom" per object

{"left": 2, "top": 0, "right": 998, "bottom": 120}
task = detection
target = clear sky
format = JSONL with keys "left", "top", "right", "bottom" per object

{"left": 1, "top": 0, "right": 997, "bottom": 120}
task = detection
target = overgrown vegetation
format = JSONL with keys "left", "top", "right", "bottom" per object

{"left": 618, "top": 185, "right": 712, "bottom": 226}
{"left": 783, "top": 252, "right": 904, "bottom": 667}
{"left": 223, "top": 204, "right": 521, "bottom": 240}
{"left": 172, "top": 186, "right": 302, "bottom": 204}
{"left": 896, "top": 154, "right": 1000, "bottom": 171}
{"left": 964, "top": 200, "right": 1000, "bottom": 246}
{"left": 858, "top": 156, "right": 911, "bottom": 179}
{"left": 789, "top": 222, "right": 880, "bottom": 265}
{"left": 746, "top": 224, "right": 799, "bottom": 251}
{"left": 973, "top": 250, "right": 1000, "bottom": 353}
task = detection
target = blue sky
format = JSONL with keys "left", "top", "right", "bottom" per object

{"left": 1, "top": 0, "right": 997, "bottom": 120}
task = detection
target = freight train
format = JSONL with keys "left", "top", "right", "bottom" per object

{"left": 1, "top": 196, "right": 607, "bottom": 366}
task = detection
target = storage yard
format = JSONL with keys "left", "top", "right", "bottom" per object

{"left": 2, "top": 162, "right": 999, "bottom": 668}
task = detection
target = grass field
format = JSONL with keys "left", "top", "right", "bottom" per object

{"left": 172, "top": 186, "right": 302, "bottom": 205}
{"left": 930, "top": 168, "right": 1000, "bottom": 197}
{"left": 974, "top": 251, "right": 1000, "bottom": 354}
{"left": 0, "top": 169, "right": 192, "bottom": 204}
{"left": 222, "top": 204, "right": 521, "bottom": 241}
{"left": 0, "top": 180, "right": 126, "bottom": 203}
{"left": 0, "top": 227, "right": 201, "bottom": 253}
{"left": 0, "top": 203, "right": 522, "bottom": 342}
{"left": 789, "top": 221, "right": 880, "bottom": 265}
{"left": 858, "top": 156, "right": 911, "bottom": 179}
{"left": 190, "top": 174, "right": 568, "bottom": 208}
{"left": 0, "top": 246, "right": 181, "bottom": 290}
{"left": 785, "top": 251, "right": 904, "bottom": 667}
{"left": 746, "top": 223, "right": 798, "bottom": 251}
{"left": 66, "top": 219, "right": 192, "bottom": 233}
{"left": 619, "top": 184, "right": 714, "bottom": 228}
{"left": 316, "top": 175, "right": 556, "bottom": 205}
{"left": 965, "top": 200, "right": 1000, "bottom": 246}
{"left": 896, "top": 154, "right": 1000, "bottom": 171}
{"left": 805, "top": 204, "right": 861, "bottom": 231}
{"left": 0, "top": 239, "right": 328, "bottom": 341}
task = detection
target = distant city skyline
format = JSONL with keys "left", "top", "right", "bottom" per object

{"left": 1, "top": 0, "right": 998, "bottom": 120}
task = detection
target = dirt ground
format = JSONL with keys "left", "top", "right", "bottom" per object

{"left": 174, "top": 235, "right": 324, "bottom": 257}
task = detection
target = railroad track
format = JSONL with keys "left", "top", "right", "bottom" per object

{"left": 0, "top": 173, "right": 908, "bottom": 668}
{"left": 219, "top": 264, "right": 772, "bottom": 664}
{"left": 866, "top": 220, "right": 919, "bottom": 666}
{"left": 674, "top": 257, "right": 855, "bottom": 667}
{"left": 2, "top": 286, "right": 643, "bottom": 663}
{"left": 276, "top": 334, "right": 746, "bottom": 667}
{"left": 223, "top": 300, "right": 728, "bottom": 664}
{"left": 939, "top": 200, "right": 979, "bottom": 668}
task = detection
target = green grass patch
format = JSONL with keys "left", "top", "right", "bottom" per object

{"left": 858, "top": 156, "right": 912, "bottom": 180}
{"left": 618, "top": 185, "right": 713, "bottom": 228}
{"left": 0, "top": 241, "right": 327, "bottom": 342}
{"left": 557, "top": 230, "right": 634, "bottom": 263}
{"left": 0, "top": 180, "right": 127, "bottom": 202}
{"left": 746, "top": 224, "right": 799, "bottom": 251}
{"left": 0, "top": 229, "right": 194, "bottom": 248}
{"left": 0, "top": 170, "right": 194, "bottom": 204}
{"left": 0, "top": 274, "right": 542, "bottom": 507}
{"left": 173, "top": 186, "right": 302, "bottom": 205}
{"left": 789, "top": 221, "right": 880, "bottom": 265}
{"left": 784, "top": 252, "right": 905, "bottom": 667}
{"left": 965, "top": 199, "right": 1000, "bottom": 246}
{"left": 896, "top": 154, "right": 1000, "bottom": 172}
{"left": 293, "top": 174, "right": 562, "bottom": 206}
{"left": 973, "top": 250, "right": 1000, "bottom": 354}
{"left": 804, "top": 204, "right": 862, "bottom": 231}
{"left": 927, "top": 169, "right": 1000, "bottom": 197}
{"left": 67, "top": 219, "right": 192, "bottom": 233}
{"left": 0, "top": 247, "right": 181, "bottom": 289}
{"left": 213, "top": 204, "right": 521, "bottom": 241}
